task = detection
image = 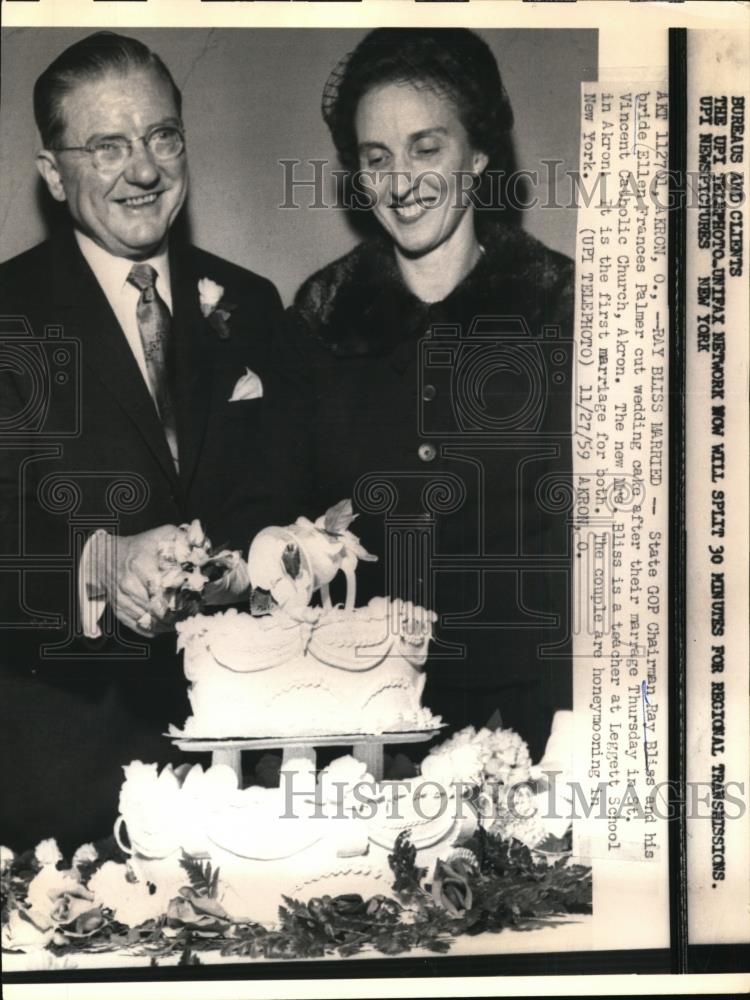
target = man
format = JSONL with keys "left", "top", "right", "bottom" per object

{"left": 0, "top": 33, "right": 306, "bottom": 853}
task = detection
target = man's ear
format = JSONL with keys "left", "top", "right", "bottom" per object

{"left": 473, "top": 150, "right": 490, "bottom": 177}
{"left": 36, "top": 151, "right": 67, "bottom": 203}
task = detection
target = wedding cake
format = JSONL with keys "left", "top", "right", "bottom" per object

{"left": 0, "top": 502, "right": 587, "bottom": 958}
{"left": 169, "top": 502, "right": 441, "bottom": 739}
{"left": 122, "top": 502, "right": 455, "bottom": 925}
{"left": 110, "top": 753, "right": 478, "bottom": 926}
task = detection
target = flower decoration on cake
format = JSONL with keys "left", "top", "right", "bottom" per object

{"left": 422, "top": 725, "right": 544, "bottom": 844}
{"left": 116, "top": 763, "right": 184, "bottom": 859}
{"left": 0, "top": 845, "right": 15, "bottom": 875}
{"left": 2, "top": 908, "right": 56, "bottom": 951}
{"left": 2, "top": 842, "right": 110, "bottom": 951}
{"left": 420, "top": 740, "right": 484, "bottom": 790}
{"left": 247, "top": 499, "right": 377, "bottom": 620}
{"left": 316, "top": 755, "right": 382, "bottom": 817}
{"left": 116, "top": 761, "right": 243, "bottom": 861}
{"left": 425, "top": 725, "right": 532, "bottom": 785}
{"left": 430, "top": 856, "right": 474, "bottom": 918}
{"left": 70, "top": 844, "right": 98, "bottom": 874}
{"left": 151, "top": 520, "right": 247, "bottom": 625}
{"left": 310, "top": 498, "right": 378, "bottom": 584}
{"left": 88, "top": 860, "right": 175, "bottom": 928}
{"left": 33, "top": 839, "right": 63, "bottom": 869}
{"left": 422, "top": 721, "right": 575, "bottom": 850}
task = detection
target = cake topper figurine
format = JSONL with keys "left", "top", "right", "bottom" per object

{"left": 247, "top": 500, "right": 377, "bottom": 620}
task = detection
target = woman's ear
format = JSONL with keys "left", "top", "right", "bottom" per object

{"left": 36, "top": 151, "right": 67, "bottom": 203}
{"left": 473, "top": 150, "right": 489, "bottom": 177}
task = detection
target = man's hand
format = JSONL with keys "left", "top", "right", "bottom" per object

{"left": 85, "top": 525, "right": 183, "bottom": 637}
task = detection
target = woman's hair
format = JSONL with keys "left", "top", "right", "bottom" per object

{"left": 322, "top": 28, "right": 515, "bottom": 191}
{"left": 34, "top": 32, "right": 182, "bottom": 149}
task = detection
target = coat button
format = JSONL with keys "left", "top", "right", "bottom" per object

{"left": 418, "top": 443, "right": 437, "bottom": 462}
{"left": 422, "top": 384, "right": 437, "bottom": 401}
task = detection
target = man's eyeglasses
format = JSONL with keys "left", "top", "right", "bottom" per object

{"left": 51, "top": 125, "right": 185, "bottom": 171}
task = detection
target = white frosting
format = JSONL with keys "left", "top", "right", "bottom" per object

{"left": 114, "top": 757, "right": 478, "bottom": 926}
{"left": 128, "top": 519, "right": 456, "bottom": 927}
{"left": 173, "top": 597, "right": 441, "bottom": 738}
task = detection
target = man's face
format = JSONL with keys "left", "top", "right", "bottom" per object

{"left": 38, "top": 66, "right": 188, "bottom": 259}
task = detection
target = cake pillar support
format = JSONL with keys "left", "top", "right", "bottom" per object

{"left": 351, "top": 740, "right": 384, "bottom": 781}
{"left": 212, "top": 748, "right": 242, "bottom": 783}
{"left": 281, "top": 743, "right": 316, "bottom": 771}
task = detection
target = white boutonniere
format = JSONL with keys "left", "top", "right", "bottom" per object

{"left": 198, "top": 277, "right": 234, "bottom": 340}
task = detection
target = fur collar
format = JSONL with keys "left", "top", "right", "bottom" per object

{"left": 292, "top": 221, "right": 573, "bottom": 358}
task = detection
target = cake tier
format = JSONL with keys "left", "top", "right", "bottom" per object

{"left": 173, "top": 597, "right": 440, "bottom": 738}
{"left": 112, "top": 756, "right": 477, "bottom": 926}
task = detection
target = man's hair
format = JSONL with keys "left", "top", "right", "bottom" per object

{"left": 34, "top": 31, "right": 183, "bottom": 149}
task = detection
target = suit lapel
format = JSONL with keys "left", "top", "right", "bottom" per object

{"left": 169, "top": 244, "right": 214, "bottom": 493}
{"left": 51, "top": 232, "right": 179, "bottom": 489}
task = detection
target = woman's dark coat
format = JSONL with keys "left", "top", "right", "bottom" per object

{"left": 284, "top": 222, "right": 574, "bottom": 760}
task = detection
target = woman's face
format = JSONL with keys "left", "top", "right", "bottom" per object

{"left": 354, "top": 80, "right": 488, "bottom": 257}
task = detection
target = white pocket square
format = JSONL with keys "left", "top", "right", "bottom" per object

{"left": 229, "top": 368, "right": 263, "bottom": 401}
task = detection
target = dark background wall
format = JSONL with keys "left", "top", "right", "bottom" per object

{"left": 0, "top": 28, "right": 596, "bottom": 304}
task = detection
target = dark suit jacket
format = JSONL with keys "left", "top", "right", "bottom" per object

{"left": 286, "top": 224, "right": 574, "bottom": 760}
{"left": 0, "top": 229, "right": 300, "bottom": 854}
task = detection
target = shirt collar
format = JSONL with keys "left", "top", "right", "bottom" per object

{"left": 74, "top": 230, "right": 172, "bottom": 311}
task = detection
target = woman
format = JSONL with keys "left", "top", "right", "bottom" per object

{"left": 285, "top": 29, "right": 573, "bottom": 760}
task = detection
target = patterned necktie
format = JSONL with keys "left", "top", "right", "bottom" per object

{"left": 127, "top": 263, "right": 179, "bottom": 471}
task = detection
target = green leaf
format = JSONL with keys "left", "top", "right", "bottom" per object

{"left": 250, "top": 587, "right": 276, "bottom": 616}
{"left": 3, "top": 827, "right": 591, "bottom": 963}
{"left": 388, "top": 831, "right": 427, "bottom": 902}
{"left": 178, "top": 942, "right": 202, "bottom": 966}
{"left": 179, "top": 854, "right": 217, "bottom": 897}
{"left": 323, "top": 499, "right": 357, "bottom": 536}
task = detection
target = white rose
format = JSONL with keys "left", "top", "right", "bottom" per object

{"left": 26, "top": 867, "right": 80, "bottom": 915}
{"left": 184, "top": 519, "right": 206, "bottom": 548}
{"left": 198, "top": 278, "right": 225, "bottom": 316}
{"left": 422, "top": 744, "right": 483, "bottom": 789}
{"left": 0, "top": 845, "right": 15, "bottom": 874}
{"left": 173, "top": 533, "right": 192, "bottom": 565}
{"left": 71, "top": 844, "right": 98, "bottom": 871}
{"left": 89, "top": 861, "right": 173, "bottom": 929}
{"left": 188, "top": 546, "right": 210, "bottom": 567}
{"left": 160, "top": 567, "right": 188, "bottom": 589}
{"left": 157, "top": 537, "right": 178, "bottom": 567}
{"left": 183, "top": 568, "right": 209, "bottom": 592}
{"left": 34, "top": 839, "right": 62, "bottom": 868}
{"left": 318, "top": 755, "right": 373, "bottom": 808}
{"left": 1, "top": 908, "right": 55, "bottom": 951}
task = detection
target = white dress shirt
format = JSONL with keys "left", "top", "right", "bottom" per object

{"left": 75, "top": 231, "right": 174, "bottom": 638}
{"left": 75, "top": 230, "right": 173, "bottom": 402}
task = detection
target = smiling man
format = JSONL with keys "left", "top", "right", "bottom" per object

{"left": 0, "top": 33, "right": 303, "bottom": 852}
{"left": 35, "top": 61, "right": 188, "bottom": 261}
